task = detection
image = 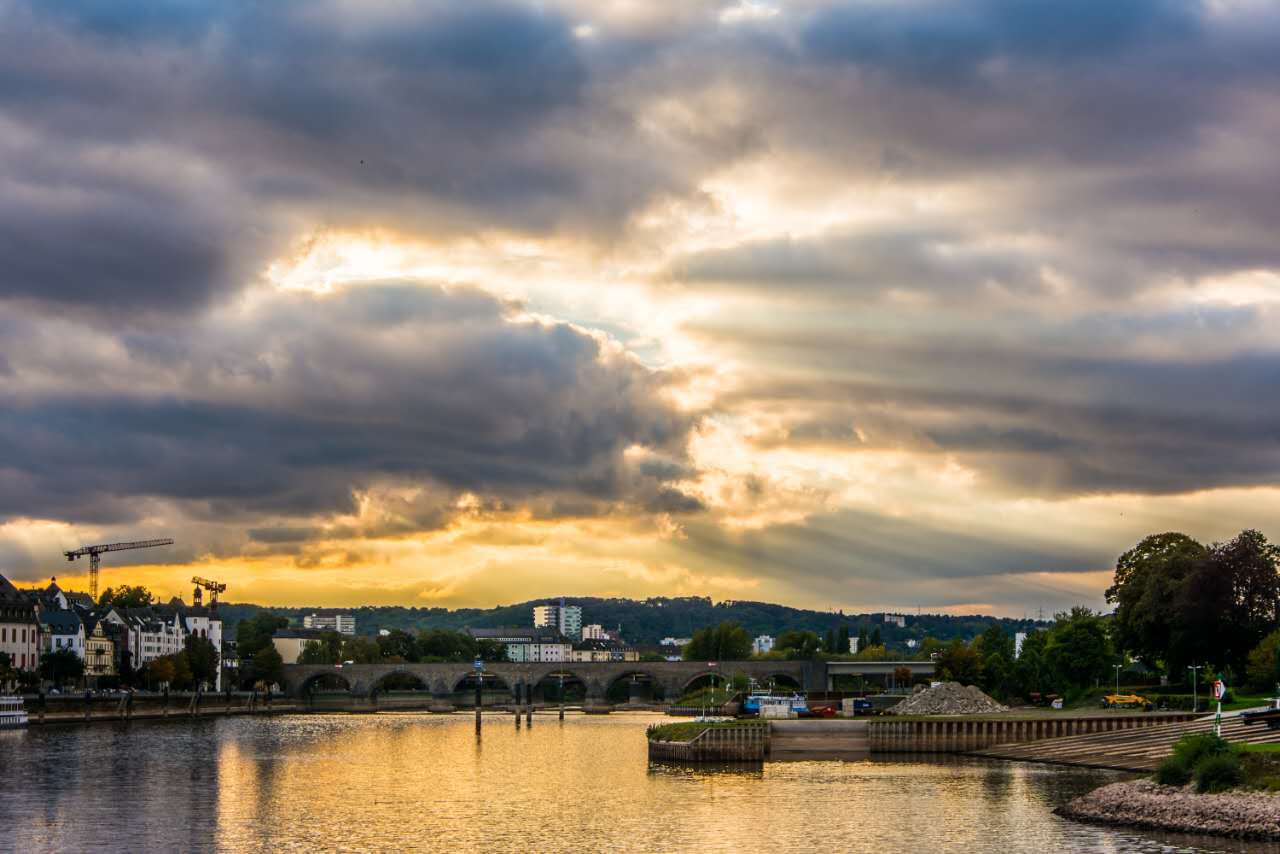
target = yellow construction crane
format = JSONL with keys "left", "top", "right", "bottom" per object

{"left": 191, "top": 576, "right": 227, "bottom": 609}
{"left": 65, "top": 538, "right": 175, "bottom": 602}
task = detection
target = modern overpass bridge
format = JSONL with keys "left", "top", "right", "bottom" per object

{"left": 281, "top": 659, "right": 821, "bottom": 703}
{"left": 823, "top": 659, "right": 936, "bottom": 690}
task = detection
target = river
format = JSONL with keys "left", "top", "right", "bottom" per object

{"left": 3, "top": 712, "right": 1279, "bottom": 853}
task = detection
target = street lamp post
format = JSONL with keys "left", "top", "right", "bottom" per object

{"left": 1113, "top": 664, "right": 1122, "bottom": 696}
{"left": 1188, "top": 664, "right": 1202, "bottom": 713}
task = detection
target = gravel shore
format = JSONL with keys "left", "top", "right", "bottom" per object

{"left": 1057, "top": 779, "right": 1280, "bottom": 840}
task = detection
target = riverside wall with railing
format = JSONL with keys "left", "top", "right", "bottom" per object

{"left": 867, "top": 713, "right": 1199, "bottom": 753}
{"left": 647, "top": 722, "right": 770, "bottom": 762}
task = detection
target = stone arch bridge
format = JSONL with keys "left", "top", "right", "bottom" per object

{"left": 281, "top": 660, "right": 822, "bottom": 704}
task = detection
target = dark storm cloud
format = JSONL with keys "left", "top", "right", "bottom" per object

{"left": 0, "top": 0, "right": 671, "bottom": 313}
{"left": 0, "top": 284, "right": 698, "bottom": 527}
{"left": 659, "top": 507, "right": 1112, "bottom": 612}
{"left": 708, "top": 326, "right": 1280, "bottom": 496}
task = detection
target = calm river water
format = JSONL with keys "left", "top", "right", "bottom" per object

{"left": 3, "top": 712, "right": 1279, "bottom": 853}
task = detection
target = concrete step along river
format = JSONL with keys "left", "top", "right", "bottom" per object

{"left": 770, "top": 720, "right": 869, "bottom": 761}
{"left": 974, "top": 711, "right": 1280, "bottom": 771}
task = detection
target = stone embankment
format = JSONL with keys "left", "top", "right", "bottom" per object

{"left": 1057, "top": 779, "right": 1280, "bottom": 840}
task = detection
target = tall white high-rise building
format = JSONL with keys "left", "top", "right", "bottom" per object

{"left": 533, "top": 599, "right": 582, "bottom": 640}
{"left": 1014, "top": 632, "right": 1027, "bottom": 659}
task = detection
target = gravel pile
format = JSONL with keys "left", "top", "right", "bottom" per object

{"left": 886, "top": 681, "right": 1008, "bottom": 715}
{"left": 1058, "top": 780, "right": 1280, "bottom": 840}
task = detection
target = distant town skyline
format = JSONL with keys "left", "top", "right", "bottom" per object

{"left": 4, "top": 2, "right": 1280, "bottom": 618}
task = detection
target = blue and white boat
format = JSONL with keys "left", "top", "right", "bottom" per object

{"left": 742, "top": 689, "right": 807, "bottom": 716}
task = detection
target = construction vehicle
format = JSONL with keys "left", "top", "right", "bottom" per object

{"left": 1101, "top": 693, "right": 1153, "bottom": 710}
{"left": 64, "top": 538, "right": 175, "bottom": 601}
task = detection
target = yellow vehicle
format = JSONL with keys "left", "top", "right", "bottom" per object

{"left": 1101, "top": 693, "right": 1152, "bottom": 710}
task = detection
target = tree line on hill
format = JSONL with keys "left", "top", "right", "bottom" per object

{"left": 219, "top": 597, "right": 1041, "bottom": 650}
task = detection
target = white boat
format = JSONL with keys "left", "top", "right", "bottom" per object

{"left": 0, "top": 695, "right": 29, "bottom": 729}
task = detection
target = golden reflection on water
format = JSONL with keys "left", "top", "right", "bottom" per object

{"left": 7, "top": 715, "right": 1280, "bottom": 853}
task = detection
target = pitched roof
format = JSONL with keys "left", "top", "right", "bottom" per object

{"left": 40, "top": 609, "right": 83, "bottom": 633}
{"left": 0, "top": 572, "right": 37, "bottom": 610}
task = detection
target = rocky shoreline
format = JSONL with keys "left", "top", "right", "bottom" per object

{"left": 1057, "top": 779, "right": 1280, "bottom": 840}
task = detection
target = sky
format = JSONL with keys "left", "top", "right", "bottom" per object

{"left": 2, "top": 0, "right": 1279, "bottom": 617}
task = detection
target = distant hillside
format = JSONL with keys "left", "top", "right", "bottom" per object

{"left": 218, "top": 596, "right": 1046, "bottom": 650}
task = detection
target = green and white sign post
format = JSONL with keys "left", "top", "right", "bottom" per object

{"left": 1212, "top": 676, "right": 1227, "bottom": 737}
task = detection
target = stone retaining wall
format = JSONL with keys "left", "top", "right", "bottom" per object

{"left": 648, "top": 723, "right": 769, "bottom": 762}
{"left": 868, "top": 714, "right": 1197, "bottom": 752}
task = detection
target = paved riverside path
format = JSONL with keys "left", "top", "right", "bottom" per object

{"left": 973, "top": 710, "right": 1280, "bottom": 771}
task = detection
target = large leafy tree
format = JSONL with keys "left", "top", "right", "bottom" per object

{"left": 184, "top": 635, "right": 220, "bottom": 688}
{"left": 377, "top": 629, "right": 419, "bottom": 662}
{"left": 1245, "top": 628, "right": 1280, "bottom": 693}
{"left": 936, "top": 639, "right": 982, "bottom": 685}
{"left": 235, "top": 612, "right": 290, "bottom": 659}
{"left": 1013, "top": 630, "right": 1052, "bottom": 696}
{"left": 683, "top": 621, "right": 752, "bottom": 661}
{"left": 1046, "top": 607, "right": 1113, "bottom": 691}
{"left": 98, "top": 585, "right": 155, "bottom": 609}
{"left": 251, "top": 645, "right": 284, "bottom": 688}
{"left": 39, "top": 648, "right": 85, "bottom": 687}
{"left": 774, "top": 630, "right": 824, "bottom": 660}
{"left": 976, "top": 624, "right": 1017, "bottom": 700}
{"left": 298, "top": 631, "right": 344, "bottom": 665}
{"left": 1107, "top": 532, "right": 1207, "bottom": 673}
{"left": 1181, "top": 529, "right": 1280, "bottom": 676}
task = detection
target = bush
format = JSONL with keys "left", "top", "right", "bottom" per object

{"left": 1154, "top": 754, "right": 1193, "bottom": 786}
{"left": 1172, "top": 732, "right": 1231, "bottom": 768}
{"left": 1195, "top": 752, "right": 1244, "bottom": 793}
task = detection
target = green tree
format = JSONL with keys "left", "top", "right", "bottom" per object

{"left": 869, "top": 627, "right": 883, "bottom": 648}
{"left": 172, "top": 651, "right": 194, "bottom": 689}
{"left": 683, "top": 621, "right": 752, "bottom": 660}
{"left": 236, "top": 612, "right": 290, "bottom": 659}
{"left": 976, "top": 624, "right": 1017, "bottom": 700}
{"left": 936, "top": 639, "right": 982, "bottom": 685}
{"left": 1046, "top": 607, "right": 1113, "bottom": 692}
{"left": 250, "top": 645, "right": 284, "bottom": 688}
{"left": 97, "top": 585, "right": 155, "bottom": 609}
{"left": 1245, "top": 628, "right": 1280, "bottom": 693}
{"left": 915, "top": 636, "right": 945, "bottom": 661}
{"left": 377, "top": 629, "right": 419, "bottom": 662}
{"left": 184, "top": 635, "right": 219, "bottom": 688}
{"left": 853, "top": 644, "right": 890, "bottom": 661}
{"left": 39, "top": 648, "right": 84, "bottom": 687}
{"left": 774, "top": 630, "right": 824, "bottom": 660}
{"left": 825, "top": 628, "right": 837, "bottom": 654}
{"left": 146, "top": 656, "right": 176, "bottom": 688}
{"left": 1107, "top": 532, "right": 1207, "bottom": 674}
{"left": 1013, "top": 629, "right": 1052, "bottom": 697}
{"left": 416, "top": 629, "right": 476, "bottom": 661}
{"left": 837, "top": 625, "right": 851, "bottom": 655}
{"left": 342, "top": 636, "right": 382, "bottom": 664}
{"left": 298, "top": 631, "right": 343, "bottom": 665}
{"left": 1183, "top": 530, "right": 1280, "bottom": 676}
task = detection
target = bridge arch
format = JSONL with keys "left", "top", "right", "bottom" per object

{"left": 680, "top": 670, "right": 735, "bottom": 695}
{"left": 370, "top": 669, "right": 430, "bottom": 697}
{"left": 531, "top": 668, "right": 588, "bottom": 703}
{"left": 604, "top": 669, "right": 664, "bottom": 703}
{"left": 765, "top": 672, "right": 803, "bottom": 690}
{"left": 300, "top": 671, "right": 353, "bottom": 696}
